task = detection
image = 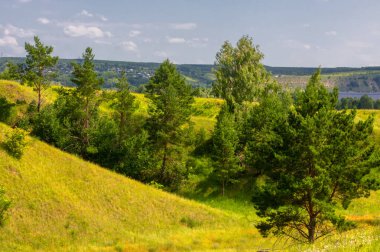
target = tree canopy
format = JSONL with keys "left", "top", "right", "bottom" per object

{"left": 251, "top": 69, "right": 378, "bottom": 243}
{"left": 213, "top": 35, "right": 272, "bottom": 111}
{"left": 23, "top": 36, "right": 59, "bottom": 112}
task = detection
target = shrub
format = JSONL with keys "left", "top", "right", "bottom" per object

{"left": 0, "top": 187, "right": 11, "bottom": 226}
{"left": 0, "top": 97, "right": 15, "bottom": 123}
{"left": 3, "top": 128, "right": 28, "bottom": 159}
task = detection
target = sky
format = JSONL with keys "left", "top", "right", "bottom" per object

{"left": 1, "top": 0, "right": 380, "bottom": 67}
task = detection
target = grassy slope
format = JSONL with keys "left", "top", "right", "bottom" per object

{"left": 1, "top": 80, "right": 380, "bottom": 251}
{"left": 0, "top": 123, "right": 379, "bottom": 251}
{"left": 0, "top": 123, "right": 267, "bottom": 251}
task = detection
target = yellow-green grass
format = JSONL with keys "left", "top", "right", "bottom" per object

{"left": 0, "top": 123, "right": 262, "bottom": 251}
{"left": 354, "top": 109, "right": 380, "bottom": 144}
{"left": 0, "top": 79, "right": 57, "bottom": 105}
{"left": 0, "top": 123, "right": 380, "bottom": 251}
{"left": 1, "top": 80, "right": 380, "bottom": 251}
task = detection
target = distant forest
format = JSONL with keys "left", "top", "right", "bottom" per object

{"left": 2, "top": 57, "right": 380, "bottom": 91}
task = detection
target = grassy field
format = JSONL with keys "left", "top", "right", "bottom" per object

{"left": 0, "top": 123, "right": 379, "bottom": 251}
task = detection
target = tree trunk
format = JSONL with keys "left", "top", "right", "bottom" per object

{"left": 159, "top": 143, "right": 168, "bottom": 183}
{"left": 37, "top": 85, "right": 41, "bottom": 113}
{"left": 308, "top": 215, "right": 316, "bottom": 243}
{"left": 222, "top": 180, "right": 225, "bottom": 197}
{"left": 119, "top": 112, "right": 126, "bottom": 145}
{"left": 84, "top": 97, "right": 90, "bottom": 146}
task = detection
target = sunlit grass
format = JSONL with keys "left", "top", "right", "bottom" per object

{"left": 0, "top": 80, "right": 380, "bottom": 251}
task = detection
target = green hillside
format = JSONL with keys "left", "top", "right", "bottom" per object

{"left": 0, "top": 123, "right": 380, "bottom": 251}
{"left": 4, "top": 57, "right": 380, "bottom": 91}
{"left": 1, "top": 80, "right": 380, "bottom": 251}
{"left": 0, "top": 123, "right": 261, "bottom": 251}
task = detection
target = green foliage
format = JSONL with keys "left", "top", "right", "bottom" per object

{"left": 0, "top": 187, "right": 10, "bottom": 227}
{"left": 71, "top": 47, "right": 103, "bottom": 99}
{"left": 212, "top": 104, "right": 241, "bottom": 196}
{"left": 0, "top": 97, "right": 15, "bottom": 123}
{"left": 71, "top": 47, "right": 104, "bottom": 153}
{"left": 250, "top": 70, "right": 378, "bottom": 243}
{"left": 145, "top": 59, "right": 194, "bottom": 187}
{"left": 23, "top": 36, "right": 59, "bottom": 112}
{"left": 0, "top": 62, "right": 22, "bottom": 81}
{"left": 213, "top": 35, "right": 272, "bottom": 111}
{"left": 32, "top": 103, "right": 68, "bottom": 146}
{"left": 3, "top": 128, "right": 28, "bottom": 159}
{"left": 109, "top": 71, "right": 137, "bottom": 142}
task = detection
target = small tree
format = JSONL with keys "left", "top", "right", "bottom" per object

{"left": 71, "top": 47, "right": 104, "bottom": 148}
{"left": 110, "top": 71, "right": 136, "bottom": 143}
{"left": 251, "top": 70, "right": 378, "bottom": 243}
{"left": 212, "top": 104, "right": 241, "bottom": 196}
{"left": 24, "top": 36, "right": 59, "bottom": 112}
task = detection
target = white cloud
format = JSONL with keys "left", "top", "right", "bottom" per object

{"left": 0, "top": 36, "right": 18, "bottom": 47}
{"left": 63, "top": 25, "right": 111, "bottom": 38}
{"left": 80, "top": 10, "right": 93, "bottom": 17}
{"left": 188, "top": 37, "right": 208, "bottom": 48}
{"left": 302, "top": 23, "right": 311, "bottom": 28}
{"left": 283, "top": 39, "right": 312, "bottom": 50}
{"left": 99, "top": 15, "right": 108, "bottom": 22}
{"left": 2, "top": 24, "right": 34, "bottom": 38}
{"left": 325, "top": 30, "right": 337, "bottom": 36}
{"left": 154, "top": 51, "right": 168, "bottom": 58}
{"left": 121, "top": 41, "right": 138, "bottom": 52}
{"left": 17, "top": 0, "right": 32, "bottom": 3}
{"left": 170, "top": 22, "right": 197, "bottom": 30}
{"left": 167, "top": 37, "right": 186, "bottom": 44}
{"left": 0, "top": 35, "right": 23, "bottom": 54}
{"left": 37, "top": 17, "right": 50, "bottom": 25}
{"left": 129, "top": 30, "right": 141, "bottom": 37}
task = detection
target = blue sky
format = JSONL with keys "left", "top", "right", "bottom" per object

{"left": 1, "top": 0, "right": 380, "bottom": 67}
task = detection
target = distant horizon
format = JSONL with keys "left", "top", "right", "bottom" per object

{"left": 2, "top": 55, "right": 380, "bottom": 69}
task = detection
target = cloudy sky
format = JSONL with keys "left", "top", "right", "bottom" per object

{"left": 1, "top": 0, "right": 380, "bottom": 67}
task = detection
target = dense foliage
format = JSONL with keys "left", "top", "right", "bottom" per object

{"left": 1, "top": 35, "right": 379, "bottom": 244}
{"left": 251, "top": 70, "right": 378, "bottom": 243}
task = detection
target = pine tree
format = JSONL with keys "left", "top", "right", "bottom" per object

{"left": 250, "top": 70, "right": 378, "bottom": 243}
{"left": 145, "top": 59, "right": 194, "bottom": 186}
{"left": 71, "top": 47, "right": 103, "bottom": 149}
{"left": 212, "top": 104, "right": 241, "bottom": 196}
{"left": 110, "top": 71, "right": 136, "bottom": 143}
{"left": 24, "top": 36, "right": 58, "bottom": 112}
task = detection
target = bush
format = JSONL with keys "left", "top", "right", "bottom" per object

{"left": 0, "top": 187, "right": 11, "bottom": 227}
{"left": 3, "top": 128, "right": 28, "bottom": 159}
{"left": 0, "top": 97, "right": 15, "bottom": 123}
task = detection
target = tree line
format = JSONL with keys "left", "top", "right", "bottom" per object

{"left": 337, "top": 94, "right": 380, "bottom": 109}
{"left": 0, "top": 35, "right": 379, "bottom": 244}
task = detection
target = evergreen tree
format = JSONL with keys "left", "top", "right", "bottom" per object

{"left": 251, "top": 69, "right": 378, "bottom": 243}
{"left": 110, "top": 71, "right": 136, "bottom": 143}
{"left": 212, "top": 104, "right": 241, "bottom": 196}
{"left": 71, "top": 47, "right": 104, "bottom": 149}
{"left": 145, "top": 59, "right": 194, "bottom": 186}
{"left": 23, "top": 36, "right": 59, "bottom": 112}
